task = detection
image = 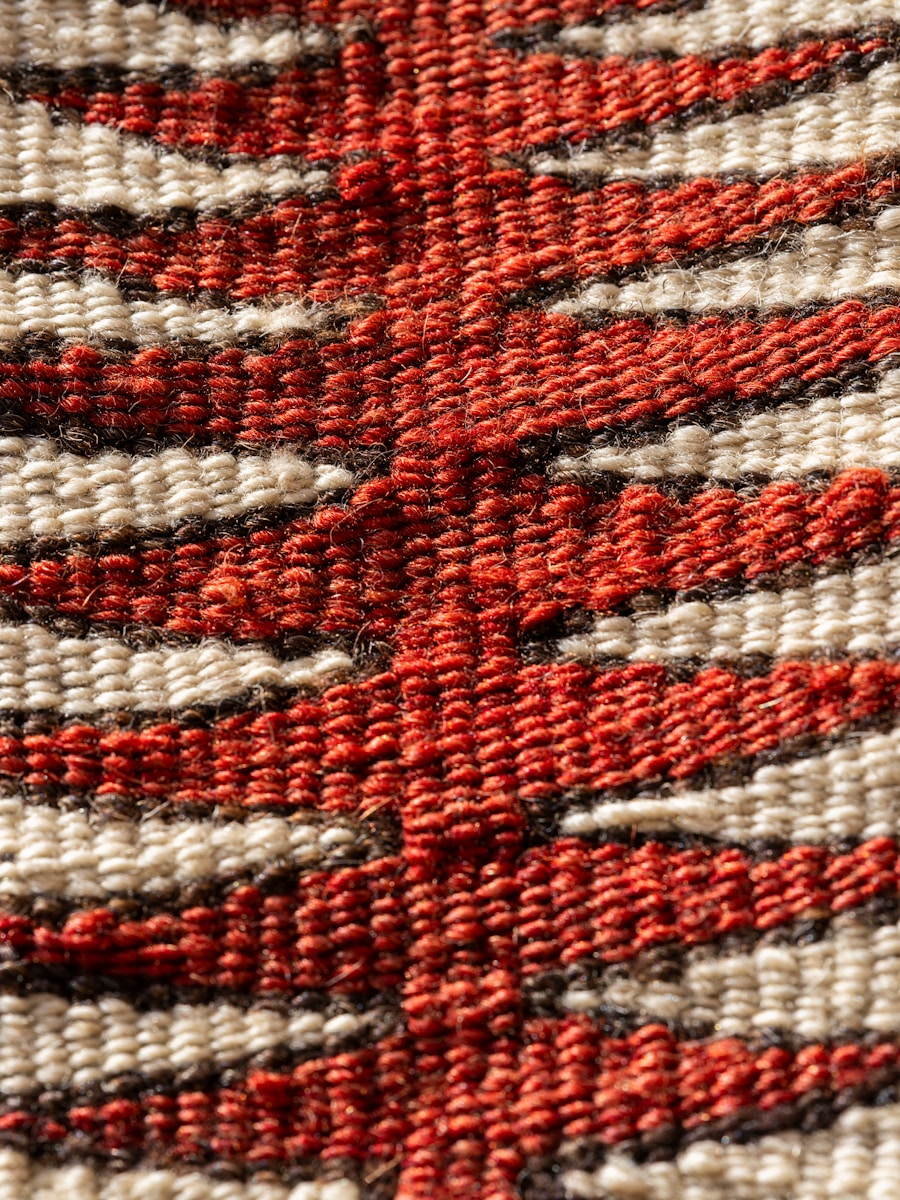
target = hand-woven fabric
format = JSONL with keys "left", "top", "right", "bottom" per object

{"left": 1, "top": 0, "right": 900, "bottom": 1198}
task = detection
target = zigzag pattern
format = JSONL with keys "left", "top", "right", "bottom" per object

{"left": 0, "top": 1, "right": 897, "bottom": 1198}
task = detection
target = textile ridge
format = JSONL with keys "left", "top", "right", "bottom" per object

{"left": 0, "top": 0, "right": 898, "bottom": 1197}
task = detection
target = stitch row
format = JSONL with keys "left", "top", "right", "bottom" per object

{"left": 0, "top": 1023, "right": 895, "bottom": 1180}
{"left": 548, "top": 0, "right": 900, "bottom": 57}
{"left": 0, "top": 1154, "right": 360, "bottom": 1200}
{"left": 0, "top": 299, "right": 892, "bottom": 453}
{"left": 0, "top": 442, "right": 351, "bottom": 542}
{"left": 0, "top": 274, "right": 367, "bottom": 345}
{"left": 0, "top": 96, "right": 331, "bottom": 213}
{"left": 0, "top": 467, "right": 895, "bottom": 646}
{"left": 0, "top": 799, "right": 381, "bottom": 898}
{"left": 532, "top": 59, "right": 900, "bottom": 178}
{"left": 559, "top": 1105, "right": 900, "bottom": 1200}
{"left": 2, "top": 160, "right": 892, "bottom": 305}
{"left": 552, "top": 368, "right": 900, "bottom": 480}
{"left": 557, "top": 558, "right": 900, "bottom": 664}
{"left": 551, "top": 208, "right": 900, "bottom": 317}
{"left": 0, "top": 992, "right": 392, "bottom": 1094}
{"left": 23, "top": 31, "right": 895, "bottom": 162}
{"left": 0, "top": 628, "right": 354, "bottom": 710}
{"left": 0, "top": 657, "right": 895, "bottom": 814}
{"left": 560, "top": 913, "right": 900, "bottom": 1039}
{"left": 560, "top": 721, "right": 900, "bottom": 843}
{"left": 0, "top": 0, "right": 344, "bottom": 72}
{"left": 178, "top": 0, "right": 692, "bottom": 27}
{"left": 198, "top": 0, "right": 688, "bottom": 30}
{"left": 1, "top": 836, "right": 900, "bottom": 994}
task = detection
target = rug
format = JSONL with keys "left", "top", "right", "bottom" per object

{"left": 0, "top": 0, "right": 898, "bottom": 1197}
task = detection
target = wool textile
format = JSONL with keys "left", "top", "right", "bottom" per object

{"left": 0, "top": 0, "right": 898, "bottom": 1198}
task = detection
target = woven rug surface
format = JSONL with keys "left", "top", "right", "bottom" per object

{"left": 3, "top": 0, "right": 900, "bottom": 1198}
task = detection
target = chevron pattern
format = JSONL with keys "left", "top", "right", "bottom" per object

{"left": 0, "top": 1, "right": 898, "bottom": 1198}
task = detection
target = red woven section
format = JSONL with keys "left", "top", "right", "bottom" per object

{"left": 3, "top": 302, "right": 897, "bottom": 449}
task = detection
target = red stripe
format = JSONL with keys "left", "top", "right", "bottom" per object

{"left": 0, "top": 1025, "right": 895, "bottom": 1195}
{"left": 34, "top": 61, "right": 367, "bottom": 162}
{"left": 6, "top": 658, "right": 899, "bottom": 814}
{"left": 484, "top": 0, "right": 701, "bottom": 33}
{"left": 485, "top": 34, "right": 893, "bottom": 155}
{"left": 163, "top": 0, "right": 681, "bottom": 26}
{"left": 5, "top": 161, "right": 888, "bottom": 303}
{"left": 0, "top": 835, "right": 897, "bottom": 991}
{"left": 5, "top": 300, "right": 896, "bottom": 449}
{"left": 1, "top": 468, "right": 895, "bottom": 642}
{"left": 30, "top": 34, "right": 889, "bottom": 160}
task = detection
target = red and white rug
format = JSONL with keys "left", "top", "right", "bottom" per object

{"left": 0, "top": 0, "right": 896, "bottom": 1197}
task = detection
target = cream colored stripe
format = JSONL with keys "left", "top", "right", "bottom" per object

{"left": 0, "top": 1154, "right": 359, "bottom": 1200}
{"left": 563, "top": 1106, "right": 900, "bottom": 1200}
{"left": 0, "top": 97, "right": 328, "bottom": 213}
{"left": 0, "top": 0, "right": 342, "bottom": 71}
{"left": 550, "top": 208, "right": 900, "bottom": 318}
{"left": 1, "top": 1119, "right": 898, "bottom": 1200}
{"left": 0, "top": 272, "right": 363, "bottom": 344}
{"left": 558, "top": 560, "right": 900, "bottom": 665}
{"left": 554, "top": 0, "right": 898, "bottom": 58}
{"left": 531, "top": 59, "right": 900, "bottom": 180}
{"left": 563, "top": 914, "right": 900, "bottom": 1041}
{"left": 25, "top": 0, "right": 890, "bottom": 70}
{"left": 0, "top": 800, "right": 374, "bottom": 898}
{"left": 552, "top": 370, "right": 900, "bottom": 482}
{"left": 0, "top": 992, "right": 385, "bottom": 1092}
{"left": 561, "top": 723, "right": 900, "bottom": 844}
{"left": 2, "top": 66, "right": 898, "bottom": 210}
{"left": 0, "top": 443, "right": 350, "bottom": 540}
{"left": 0, "top": 629, "right": 353, "bottom": 712}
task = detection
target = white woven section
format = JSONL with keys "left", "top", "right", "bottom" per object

{"left": 0, "top": 273, "right": 364, "bottom": 344}
{"left": 560, "top": 724, "right": 900, "bottom": 843}
{"left": 550, "top": 209, "right": 900, "bottom": 318}
{"left": 0, "top": 800, "right": 370, "bottom": 897}
{"left": 557, "top": 561, "right": 900, "bottom": 664}
{"left": 532, "top": 60, "right": 900, "bottom": 179}
{"left": 0, "top": 0, "right": 341, "bottom": 71}
{"left": 0, "top": 98, "right": 329, "bottom": 212}
{"left": 0, "top": 994, "right": 382, "bottom": 1092}
{"left": 0, "top": 443, "right": 351, "bottom": 540}
{"left": 552, "top": 370, "right": 900, "bottom": 482}
{"left": 563, "top": 914, "right": 900, "bottom": 1039}
{"left": 563, "top": 1105, "right": 900, "bottom": 1200}
{"left": 0, "top": 630, "right": 353, "bottom": 712}
{"left": 555, "top": 0, "right": 898, "bottom": 57}
{"left": 0, "top": 1154, "right": 359, "bottom": 1200}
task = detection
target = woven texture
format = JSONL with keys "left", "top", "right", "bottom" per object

{"left": 1, "top": 1, "right": 900, "bottom": 1198}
